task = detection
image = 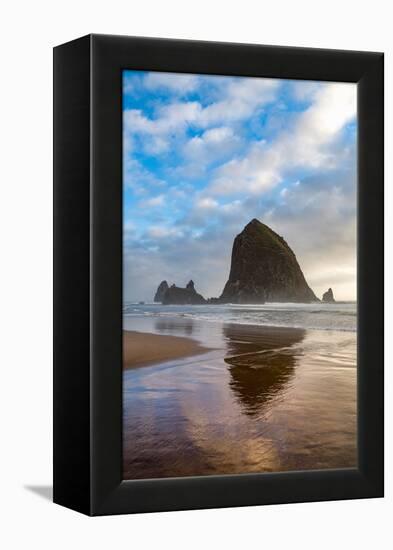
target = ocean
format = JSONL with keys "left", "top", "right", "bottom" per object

{"left": 123, "top": 301, "right": 357, "bottom": 333}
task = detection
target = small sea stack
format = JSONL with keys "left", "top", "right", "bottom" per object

{"left": 154, "top": 280, "right": 206, "bottom": 305}
{"left": 322, "top": 288, "right": 335, "bottom": 303}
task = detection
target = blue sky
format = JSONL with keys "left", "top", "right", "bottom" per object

{"left": 123, "top": 70, "right": 357, "bottom": 302}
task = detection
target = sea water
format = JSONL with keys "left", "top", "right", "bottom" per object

{"left": 123, "top": 301, "right": 357, "bottom": 333}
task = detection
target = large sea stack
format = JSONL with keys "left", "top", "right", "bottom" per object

{"left": 154, "top": 280, "right": 169, "bottom": 302}
{"left": 219, "top": 219, "right": 318, "bottom": 303}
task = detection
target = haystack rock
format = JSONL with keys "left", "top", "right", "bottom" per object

{"left": 219, "top": 219, "right": 318, "bottom": 303}
{"left": 322, "top": 288, "right": 335, "bottom": 303}
{"left": 155, "top": 280, "right": 207, "bottom": 305}
{"left": 154, "top": 280, "right": 169, "bottom": 303}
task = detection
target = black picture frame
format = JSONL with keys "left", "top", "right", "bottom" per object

{"left": 53, "top": 34, "right": 384, "bottom": 516}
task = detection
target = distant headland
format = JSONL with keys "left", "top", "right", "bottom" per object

{"left": 154, "top": 218, "right": 333, "bottom": 304}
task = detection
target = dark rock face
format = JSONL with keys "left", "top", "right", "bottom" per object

{"left": 219, "top": 219, "right": 318, "bottom": 303}
{"left": 322, "top": 288, "right": 335, "bottom": 303}
{"left": 186, "top": 280, "right": 195, "bottom": 291}
{"left": 154, "top": 280, "right": 169, "bottom": 303}
{"left": 155, "top": 280, "right": 206, "bottom": 305}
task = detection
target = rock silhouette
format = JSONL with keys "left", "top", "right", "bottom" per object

{"left": 154, "top": 280, "right": 207, "bottom": 305}
{"left": 154, "top": 280, "right": 169, "bottom": 303}
{"left": 322, "top": 288, "right": 335, "bottom": 303}
{"left": 223, "top": 324, "right": 305, "bottom": 417}
{"left": 219, "top": 218, "right": 318, "bottom": 303}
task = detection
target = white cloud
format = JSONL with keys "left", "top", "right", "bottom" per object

{"left": 144, "top": 72, "right": 199, "bottom": 94}
{"left": 196, "top": 78, "right": 279, "bottom": 127}
{"left": 123, "top": 220, "right": 136, "bottom": 233}
{"left": 196, "top": 197, "right": 219, "bottom": 210}
{"left": 139, "top": 194, "right": 166, "bottom": 208}
{"left": 198, "top": 126, "right": 234, "bottom": 144}
{"left": 145, "top": 136, "right": 171, "bottom": 154}
{"left": 187, "top": 126, "right": 236, "bottom": 155}
{"left": 221, "top": 199, "right": 243, "bottom": 214}
{"left": 290, "top": 80, "right": 321, "bottom": 102}
{"left": 123, "top": 77, "right": 281, "bottom": 155}
{"left": 211, "top": 141, "right": 282, "bottom": 195}
{"left": 185, "top": 196, "right": 245, "bottom": 227}
{"left": 124, "top": 102, "right": 201, "bottom": 138}
{"left": 123, "top": 158, "right": 166, "bottom": 190}
{"left": 182, "top": 126, "right": 240, "bottom": 170}
{"left": 147, "top": 225, "right": 182, "bottom": 239}
{"left": 209, "top": 82, "right": 356, "bottom": 196}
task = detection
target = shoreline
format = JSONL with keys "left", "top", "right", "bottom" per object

{"left": 122, "top": 318, "right": 357, "bottom": 372}
{"left": 123, "top": 330, "right": 212, "bottom": 369}
{"left": 123, "top": 323, "right": 308, "bottom": 371}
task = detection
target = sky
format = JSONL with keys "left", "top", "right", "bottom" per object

{"left": 123, "top": 70, "right": 357, "bottom": 302}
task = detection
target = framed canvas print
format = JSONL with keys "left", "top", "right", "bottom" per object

{"left": 53, "top": 34, "right": 384, "bottom": 515}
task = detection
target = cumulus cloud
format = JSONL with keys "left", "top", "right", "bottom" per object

{"left": 139, "top": 194, "right": 166, "bottom": 208}
{"left": 185, "top": 127, "right": 236, "bottom": 156}
{"left": 124, "top": 158, "right": 166, "bottom": 191}
{"left": 146, "top": 225, "right": 182, "bottom": 239}
{"left": 123, "top": 77, "right": 280, "bottom": 151}
{"left": 195, "top": 197, "right": 219, "bottom": 210}
{"left": 144, "top": 72, "right": 200, "bottom": 94}
{"left": 210, "top": 83, "right": 356, "bottom": 195}
{"left": 177, "top": 126, "right": 242, "bottom": 177}
{"left": 124, "top": 102, "right": 199, "bottom": 138}
{"left": 195, "top": 77, "right": 279, "bottom": 127}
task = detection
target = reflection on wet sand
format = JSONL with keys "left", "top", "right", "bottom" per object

{"left": 223, "top": 325, "right": 305, "bottom": 417}
{"left": 154, "top": 317, "right": 195, "bottom": 335}
{"left": 122, "top": 316, "right": 357, "bottom": 480}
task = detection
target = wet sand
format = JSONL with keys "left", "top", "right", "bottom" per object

{"left": 123, "top": 317, "right": 357, "bottom": 480}
{"left": 123, "top": 330, "right": 211, "bottom": 369}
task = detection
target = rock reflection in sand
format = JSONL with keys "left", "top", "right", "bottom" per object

{"left": 223, "top": 325, "right": 305, "bottom": 417}
{"left": 154, "top": 317, "right": 195, "bottom": 335}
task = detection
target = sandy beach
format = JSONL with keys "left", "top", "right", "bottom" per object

{"left": 123, "top": 330, "right": 211, "bottom": 369}
{"left": 122, "top": 313, "right": 357, "bottom": 480}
